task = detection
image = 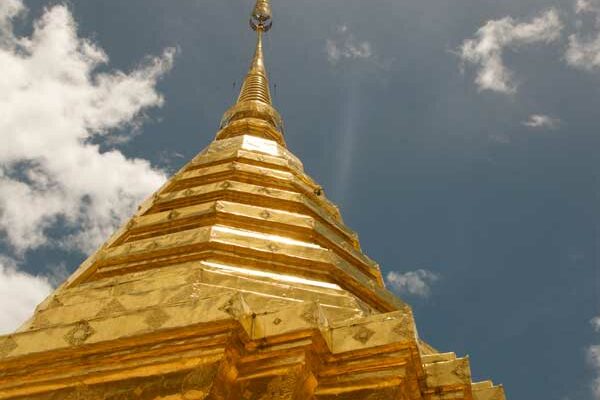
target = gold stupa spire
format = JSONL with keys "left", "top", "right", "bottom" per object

{"left": 237, "top": 30, "right": 271, "bottom": 104}
{"left": 218, "top": 0, "right": 284, "bottom": 144}
{"left": 0, "top": 1, "right": 507, "bottom": 398}
{"left": 239, "top": 0, "right": 272, "bottom": 104}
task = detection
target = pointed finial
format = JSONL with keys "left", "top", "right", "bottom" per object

{"left": 218, "top": 0, "right": 284, "bottom": 145}
{"left": 251, "top": 0, "right": 272, "bottom": 32}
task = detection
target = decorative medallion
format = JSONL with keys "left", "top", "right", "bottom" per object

{"left": 353, "top": 326, "right": 375, "bottom": 344}
{"left": 147, "top": 241, "right": 160, "bottom": 250}
{"left": 49, "top": 296, "right": 63, "bottom": 308}
{"left": 220, "top": 181, "right": 231, "bottom": 189}
{"left": 272, "top": 317, "right": 282, "bottom": 325}
{"left": 452, "top": 363, "right": 470, "bottom": 381}
{"left": 96, "top": 299, "right": 127, "bottom": 318}
{"left": 0, "top": 336, "right": 18, "bottom": 357}
{"left": 31, "top": 315, "right": 51, "bottom": 329}
{"left": 392, "top": 322, "right": 412, "bottom": 339}
{"left": 390, "top": 313, "right": 413, "bottom": 340}
{"left": 260, "top": 210, "right": 271, "bottom": 219}
{"left": 300, "top": 307, "right": 318, "bottom": 325}
{"left": 144, "top": 308, "right": 171, "bottom": 330}
{"left": 257, "top": 187, "right": 271, "bottom": 194}
{"left": 267, "top": 243, "right": 280, "bottom": 252}
{"left": 64, "top": 320, "right": 95, "bottom": 346}
{"left": 184, "top": 188, "right": 195, "bottom": 196}
{"left": 168, "top": 210, "right": 180, "bottom": 220}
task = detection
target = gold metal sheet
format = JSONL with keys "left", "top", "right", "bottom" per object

{"left": 327, "top": 310, "right": 416, "bottom": 354}
{"left": 472, "top": 383, "right": 506, "bottom": 400}
{"left": 122, "top": 197, "right": 381, "bottom": 286}
{"left": 152, "top": 178, "right": 355, "bottom": 244}
{"left": 424, "top": 356, "right": 472, "bottom": 389}
{"left": 0, "top": 296, "right": 241, "bottom": 361}
{"left": 130, "top": 202, "right": 216, "bottom": 230}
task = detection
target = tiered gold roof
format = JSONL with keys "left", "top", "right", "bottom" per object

{"left": 0, "top": 1, "right": 506, "bottom": 399}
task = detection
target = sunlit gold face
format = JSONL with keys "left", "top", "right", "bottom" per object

{"left": 201, "top": 260, "right": 342, "bottom": 290}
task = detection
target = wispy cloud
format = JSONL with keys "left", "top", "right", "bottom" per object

{"left": 0, "top": 0, "right": 23, "bottom": 41}
{"left": 566, "top": 0, "right": 600, "bottom": 70}
{"left": 458, "top": 9, "right": 563, "bottom": 93}
{"left": 0, "top": 257, "right": 52, "bottom": 334}
{"left": 589, "top": 346, "right": 600, "bottom": 398}
{"left": 326, "top": 25, "right": 372, "bottom": 65}
{"left": 576, "top": 0, "right": 600, "bottom": 13}
{"left": 0, "top": 1, "right": 173, "bottom": 255}
{"left": 592, "top": 316, "right": 600, "bottom": 332}
{"left": 386, "top": 269, "right": 440, "bottom": 298}
{"left": 523, "top": 114, "right": 561, "bottom": 129}
{"left": 587, "top": 316, "right": 600, "bottom": 399}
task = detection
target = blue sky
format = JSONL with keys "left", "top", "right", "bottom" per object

{"left": 0, "top": 0, "right": 598, "bottom": 398}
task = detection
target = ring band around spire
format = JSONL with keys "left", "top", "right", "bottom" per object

{"left": 218, "top": 0, "right": 284, "bottom": 145}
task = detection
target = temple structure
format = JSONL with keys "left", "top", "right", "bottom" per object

{"left": 0, "top": 1, "right": 506, "bottom": 399}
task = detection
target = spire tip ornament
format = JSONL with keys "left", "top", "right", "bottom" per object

{"left": 218, "top": 0, "right": 284, "bottom": 144}
{"left": 251, "top": 0, "right": 272, "bottom": 32}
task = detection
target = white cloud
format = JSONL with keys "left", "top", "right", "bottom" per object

{"left": 459, "top": 9, "right": 563, "bottom": 93}
{"left": 0, "top": 0, "right": 23, "bottom": 38}
{"left": 386, "top": 269, "right": 440, "bottom": 298}
{"left": 566, "top": 0, "right": 600, "bottom": 70}
{"left": 592, "top": 316, "right": 600, "bottom": 332}
{"left": 523, "top": 114, "right": 561, "bottom": 129}
{"left": 575, "top": 0, "right": 600, "bottom": 14}
{"left": 588, "top": 345, "right": 600, "bottom": 399}
{"left": 566, "top": 36, "right": 600, "bottom": 70}
{"left": 0, "top": 257, "right": 52, "bottom": 334}
{"left": 326, "top": 25, "right": 372, "bottom": 64}
{"left": 587, "top": 316, "right": 600, "bottom": 399}
{"left": 0, "top": 1, "right": 172, "bottom": 255}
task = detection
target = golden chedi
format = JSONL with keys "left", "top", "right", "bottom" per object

{"left": 0, "top": 1, "right": 506, "bottom": 399}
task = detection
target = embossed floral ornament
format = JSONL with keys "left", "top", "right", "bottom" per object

{"left": 64, "top": 320, "right": 95, "bottom": 346}
{"left": 0, "top": 336, "right": 18, "bottom": 357}
{"left": 353, "top": 325, "right": 375, "bottom": 344}
{"left": 144, "top": 308, "right": 171, "bottom": 329}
